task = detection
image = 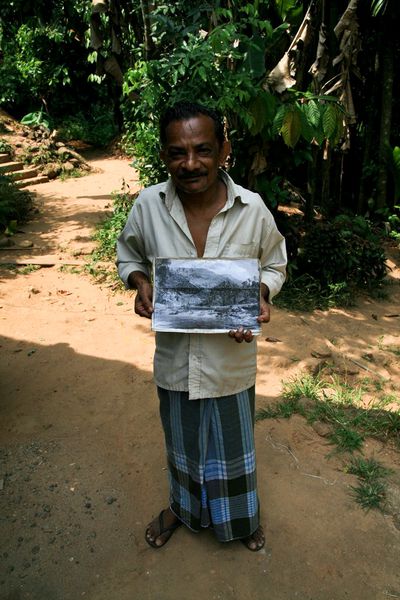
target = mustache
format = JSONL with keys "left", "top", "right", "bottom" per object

{"left": 179, "top": 171, "right": 207, "bottom": 179}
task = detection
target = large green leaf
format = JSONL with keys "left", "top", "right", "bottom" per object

{"left": 303, "top": 100, "right": 320, "bottom": 128}
{"left": 322, "top": 103, "right": 338, "bottom": 140}
{"left": 272, "top": 104, "right": 286, "bottom": 137}
{"left": 371, "top": 0, "right": 388, "bottom": 16}
{"left": 248, "top": 91, "right": 277, "bottom": 135}
{"left": 244, "top": 34, "right": 266, "bottom": 79}
{"left": 281, "top": 107, "right": 302, "bottom": 148}
{"left": 299, "top": 104, "right": 316, "bottom": 143}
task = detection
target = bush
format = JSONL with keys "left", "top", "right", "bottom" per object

{"left": 92, "top": 185, "right": 137, "bottom": 261}
{"left": 297, "top": 215, "right": 387, "bottom": 289}
{"left": 0, "top": 175, "right": 33, "bottom": 233}
{"left": 57, "top": 108, "right": 118, "bottom": 148}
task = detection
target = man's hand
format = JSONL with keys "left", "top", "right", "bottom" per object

{"left": 228, "top": 327, "right": 254, "bottom": 343}
{"left": 134, "top": 281, "right": 153, "bottom": 319}
{"left": 228, "top": 284, "right": 271, "bottom": 344}
{"left": 257, "top": 297, "right": 270, "bottom": 324}
{"left": 128, "top": 271, "right": 154, "bottom": 319}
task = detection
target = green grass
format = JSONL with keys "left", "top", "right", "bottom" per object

{"left": 347, "top": 456, "right": 391, "bottom": 480}
{"left": 0, "top": 263, "right": 40, "bottom": 275}
{"left": 281, "top": 373, "right": 324, "bottom": 402}
{"left": 58, "top": 264, "right": 84, "bottom": 275}
{"left": 256, "top": 372, "right": 399, "bottom": 510}
{"left": 346, "top": 457, "right": 392, "bottom": 510}
{"left": 18, "top": 264, "right": 41, "bottom": 275}
{"left": 59, "top": 168, "right": 84, "bottom": 181}
{"left": 274, "top": 274, "right": 354, "bottom": 312}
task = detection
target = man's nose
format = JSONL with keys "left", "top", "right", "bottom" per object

{"left": 183, "top": 152, "right": 200, "bottom": 170}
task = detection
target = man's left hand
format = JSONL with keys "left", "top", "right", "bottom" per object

{"left": 228, "top": 286, "right": 271, "bottom": 344}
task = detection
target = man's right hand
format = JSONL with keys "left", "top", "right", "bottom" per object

{"left": 134, "top": 281, "right": 153, "bottom": 319}
{"left": 128, "top": 272, "right": 154, "bottom": 319}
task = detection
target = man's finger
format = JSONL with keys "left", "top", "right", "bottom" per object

{"left": 243, "top": 329, "right": 253, "bottom": 343}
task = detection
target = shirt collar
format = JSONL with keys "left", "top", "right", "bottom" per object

{"left": 159, "top": 170, "right": 249, "bottom": 211}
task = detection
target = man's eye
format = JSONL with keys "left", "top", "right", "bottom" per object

{"left": 169, "top": 151, "right": 185, "bottom": 158}
{"left": 198, "top": 148, "right": 211, "bottom": 156}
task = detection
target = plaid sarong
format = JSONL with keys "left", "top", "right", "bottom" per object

{"left": 158, "top": 386, "right": 259, "bottom": 542}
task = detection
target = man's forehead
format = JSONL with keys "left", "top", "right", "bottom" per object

{"left": 164, "top": 115, "right": 217, "bottom": 144}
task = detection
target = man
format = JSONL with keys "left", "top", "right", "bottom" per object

{"left": 117, "top": 101, "right": 286, "bottom": 551}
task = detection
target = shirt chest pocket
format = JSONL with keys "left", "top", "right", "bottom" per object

{"left": 222, "top": 242, "right": 258, "bottom": 258}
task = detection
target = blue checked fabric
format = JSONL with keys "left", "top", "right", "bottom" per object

{"left": 158, "top": 386, "right": 260, "bottom": 542}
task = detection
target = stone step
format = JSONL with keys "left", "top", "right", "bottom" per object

{"left": 15, "top": 175, "right": 49, "bottom": 188}
{"left": 8, "top": 167, "right": 39, "bottom": 181}
{"left": 0, "top": 161, "right": 24, "bottom": 174}
{"left": 0, "top": 153, "right": 10, "bottom": 164}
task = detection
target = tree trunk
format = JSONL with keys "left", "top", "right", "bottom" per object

{"left": 375, "top": 12, "right": 394, "bottom": 209}
{"left": 140, "top": 0, "right": 155, "bottom": 60}
{"left": 358, "top": 51, "right": 379, "bottom": 213}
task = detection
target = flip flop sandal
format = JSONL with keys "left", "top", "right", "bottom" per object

{"left": 145, "top": 509, "right": 182, "bottom": 549}
{"left": 240, "top": 525, "right": 265, "bottom": 552}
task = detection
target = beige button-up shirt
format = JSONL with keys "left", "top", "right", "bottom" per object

{"left": 117, "top": 171, "right": 287, "bottom": 399}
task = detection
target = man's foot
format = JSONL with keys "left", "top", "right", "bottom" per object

{"left": 240, "top": 525, "right": 265, "bottom": 551}
{"left": 145, "top": 508, "right": 182, "bottom": 549}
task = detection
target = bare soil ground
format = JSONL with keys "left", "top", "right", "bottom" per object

{"left": 0, "top": 154, "right": 400, "bottom": 600}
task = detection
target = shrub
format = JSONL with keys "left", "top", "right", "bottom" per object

{"left": 57, "top": 107, "right": 118, "bottom": 148}
{"left": 297, "top": 215, "right": 387, "bottom": 289}
{"left": 92, "top": 185, "right": 137, "bottom": 261}
{"left": 0, "top": 175, "right": 33, "bottom": 233}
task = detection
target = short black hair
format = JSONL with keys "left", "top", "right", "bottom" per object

{"left": 159, "top": 101, "right": 225, "bottom": 147}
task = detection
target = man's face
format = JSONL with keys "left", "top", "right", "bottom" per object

{"left": 160, "top": 115, "right": 230, "bottom": 197}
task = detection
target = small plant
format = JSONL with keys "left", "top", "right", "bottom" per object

{"left": 347, "top": 456, "right": 391, "bottom": 480}
{"left": 282, "top": 373, "right": 324, "bottom": 402}
{"left": 92, "top": 184, "right": 137, "bottom": 263}
{"left": 0, "top": 138, "right": 12, "bottom": 154}
{"left": 18, "top": 264, "right": 41, "bottom": 275}
{"left": 21, "top": 110, "right": 51, "bottom": 129}
{"left": 329, "top": 426, "right": 364, "bottom": 453}
{"left": 0, "top": 174, "right": 33, "bottom": 233}
{"left": 347, "top": 457, "right": 391, "bottom": 510}
{"left": 274, "top": 274, "right": 354, "bottom": 311}
{"left": 59, "top": 168, "right": 83, "bottom": 181}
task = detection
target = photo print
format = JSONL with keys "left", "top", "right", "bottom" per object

{"left": 152, "top": 257, "right": 261, "bottom": 334}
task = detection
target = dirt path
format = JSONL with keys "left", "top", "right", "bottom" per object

{"left": 1, "top": 155, "right": 400, "bottom": 600}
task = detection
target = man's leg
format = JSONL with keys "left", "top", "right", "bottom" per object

{"left": 203, "top": 386, "right": 263, "bottom": 549}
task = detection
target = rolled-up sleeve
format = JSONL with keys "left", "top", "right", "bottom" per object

{"left": 116, "top": 203, "right": 150, "bottom": 288}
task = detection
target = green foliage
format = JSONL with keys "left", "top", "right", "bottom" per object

{"left": 121, "top": 5, "right": 345, "bottom": 190}
{"left": 258, "top": 372, "right": 400, "bottom": 448}
{"left": 0, "top": 139, "right": 13, "bottom": 154}
{"left": 275, "top": 274, "right": 354, "bottom": 312}
{"left": 281, "top": 373, "right": 323, "bottom": 402}
{"left": 92, "top": 185, "right": 137, "bottom": 261}
{"left": 0, "top": 175, "right": 33, "bottom": 233}
{"left": 392, "top": 146, "right": 400, "bottom": 201}
{"left": 57, "top": 109, "right": 118, "bottom": 147}
{"left": 297, "top": 216, "right": 387, "bottom": 289}
{"left": 0, "top": 2, "right": 109, "bottom": 121}
{"left": 347, "top": 457, "right": 391, "bottom": 511}
{"left": 21, "top": 111, "right": 51, "bottom": 128}
{"left": 256, "top": 371, "right": 398, "bottom": 509}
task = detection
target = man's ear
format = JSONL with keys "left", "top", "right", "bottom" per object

{"left": 219, "top": 140, "right": 231, "bottom": 166}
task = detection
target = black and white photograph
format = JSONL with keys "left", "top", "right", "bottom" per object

{"left": 152, "top": 258, "right": 261, "bottom": 334}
